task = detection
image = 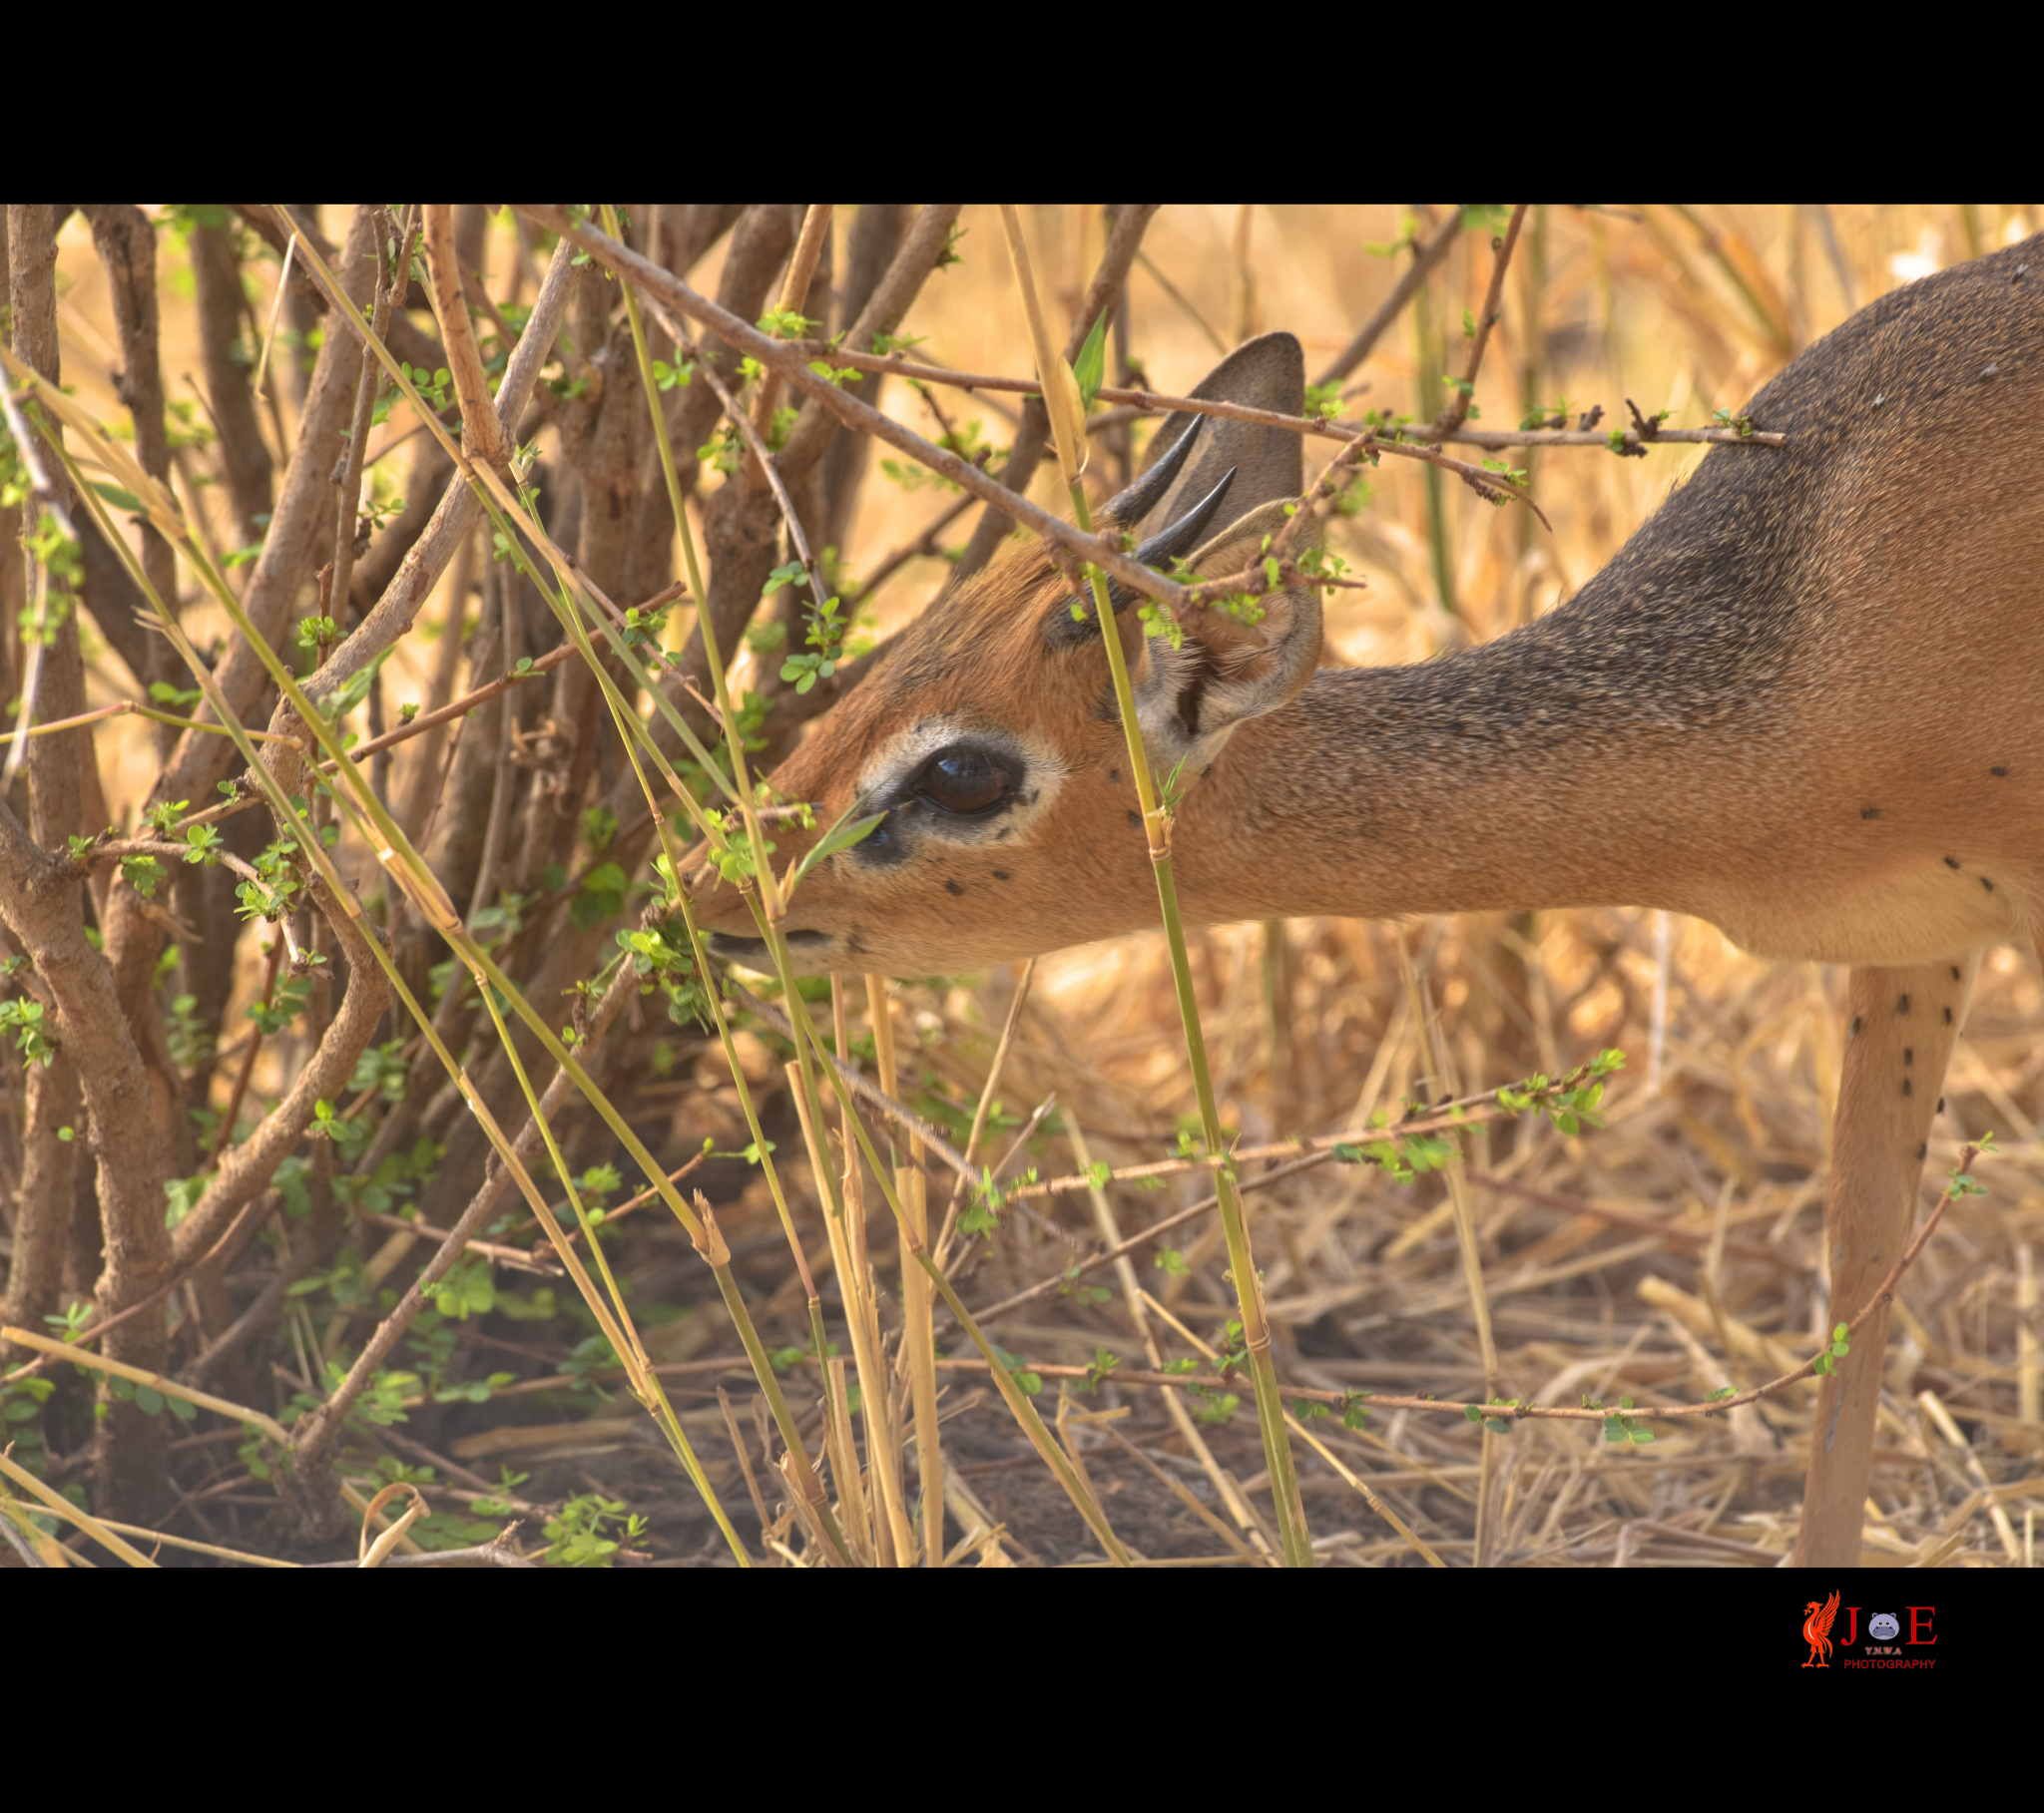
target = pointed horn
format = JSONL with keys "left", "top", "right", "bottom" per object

{"left": 1043, "top": 465, "right": 1240, "bottom": 649}
{"left": 1103, "top": 467, "right": 1238, "bottom": 612}
{"left": 1135, "top": 467, "right": 1237, "bottom": 567}
{"left": 1099, "top": 415, "right": 1203, "bottom": 527}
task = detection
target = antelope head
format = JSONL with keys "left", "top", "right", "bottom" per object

{"left": 693, "top": 333, "right": 1323, "bottom": 977}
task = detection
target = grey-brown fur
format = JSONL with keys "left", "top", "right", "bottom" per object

{"left": 1328, "top": 236, "right": 2040, "bottom": 764}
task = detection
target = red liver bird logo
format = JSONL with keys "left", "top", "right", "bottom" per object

{"left": 1801, "top": 1590, "right": 1841, "bottom": 1666}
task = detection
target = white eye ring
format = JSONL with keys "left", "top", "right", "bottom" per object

{"left": 855, "top": 716, "right": 1067, "bottom": 844}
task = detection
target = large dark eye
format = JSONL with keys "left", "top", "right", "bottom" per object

{"left": 914, "top": 746, "right": 1008, "bottom": 816}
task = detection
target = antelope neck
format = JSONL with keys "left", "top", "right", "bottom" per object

{"left": 1176, "top": 603, "right": 1797, "bottom": 936}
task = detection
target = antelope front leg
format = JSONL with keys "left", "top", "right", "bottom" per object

{"left": 1791, "top": 956, "right": 1977, "bottom": 1567}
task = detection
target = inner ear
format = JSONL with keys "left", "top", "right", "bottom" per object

{"left": 1175, "top": 499, "right": 1314, "bottom": 672}
{"left": 1128, "top": 498, "right": 1323, "bottom": 759}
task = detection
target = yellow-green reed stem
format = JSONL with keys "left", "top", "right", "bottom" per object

{"left": 477, "top": 484, "right": 739, "bottom": 823}
{"left": 441, "top": 544, "right": 854, "bottom": 1557}
{"left": 778, "top": 981, "right": 1129, "bottom": 1566}
{"left": 609, "top": 205, "right": 858, "bottom": 1283}
{"left": 1066, "top": 478, "right": 1313, "bottom": 1568}
{"left": 657, "top": 890, "right": 844, "bottom": 1442}
{"left": 1411, "top": 256, "right": 1457, "bottom": 622}
{"left": 37, "top": 364, "right": 834, "bottom": 1565}
{"left": 64, "top": 470, "right": 742, "bottom": 1549}
{"left": 870, "top": 973, "right": 944, "bottom": 1566}
{"left": 784, "top": 1033, "right": 914, "bottom": 1565}
{"left": 475, "top": 983, "right": 747, "bottom": 1564}
{"left": 608, "top": 206, "right": 778, "bottom": 890}
{"left": 612, "top": 212, "right": 867, "bottom": 1465}
{"left": 0, "top": 697, "right": 299, "bottom": 747}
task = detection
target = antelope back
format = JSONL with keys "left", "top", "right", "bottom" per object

{"left": 696, "top": 333, "right": 1324, "bottom": 976}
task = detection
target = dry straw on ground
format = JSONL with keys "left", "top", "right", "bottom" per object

{"left": 1, "top": 204, "right": 2038, "bottom": 1568}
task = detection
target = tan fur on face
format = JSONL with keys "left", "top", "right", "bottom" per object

{"left": 692, "top": 557, "right": 1167, "bottom": 974}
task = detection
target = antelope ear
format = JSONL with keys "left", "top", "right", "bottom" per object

{"left": 1129, "top": 332, "right": 1304, "bottom": 537}
{"left": 1129, "top": 498, "right": 1322, "bottom": 775}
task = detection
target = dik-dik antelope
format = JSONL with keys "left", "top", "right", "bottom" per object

{"left": 694, "top": 237, "right": 2044, "bottom": 1567}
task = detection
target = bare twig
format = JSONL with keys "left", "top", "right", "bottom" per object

{"left": 755, "top": 343, "right": 1787, "bottom": 452}
{"left": 845, "top": 490, "right": 976, "bottom": 603}
{"left": 953, "top": 205, "right": 1161, "bottom": 579}
{"left": 295, "top": 232, "right": 576, "bottom": 719}
{"left": 1315, "top": 210, "right": 1464, "bottom": 388}
{"left": 1435, "top": 205, "right": 1526, "bottom": 435}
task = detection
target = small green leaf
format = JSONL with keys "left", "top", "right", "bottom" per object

{"left": 322, "top": 648, "right": 390, "bottom": 722}
{"left": 1071, "top": 310, "right": 1107, "bottom": 410}
{"left": 786, "top": 805, "right": 884, "bottom": 893}
{"left": 89, "top": 481, "right": 147, "bottom": 514}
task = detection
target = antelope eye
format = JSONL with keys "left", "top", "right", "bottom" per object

{"left": 914, "top": 746, "right": 1009, "bottom": 816}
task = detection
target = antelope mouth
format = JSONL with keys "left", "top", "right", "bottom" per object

{"left": 707, "top": 929, "right": 837, "bottom": 971}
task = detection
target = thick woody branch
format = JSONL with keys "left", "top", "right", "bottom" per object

{"left": 80, "top": 206, "right": 178, "bottom": 698}
{"left": 423, "top": 204, "right": 509, "bottom": 476}
{"left": 519, "top": 207, "right": 1186, "bottom": 609}
{"left": 191, "top": 220, "right": 274, "bottom": 541}
{"left": 144, "top": 206, "right": 385, "bottom": 815}
{"left": 3, "top": 208, "right": 99, "bottom": 1378}
{"left": 328, "top": 210, "right": 419, "bottom": 649}
{"left": 295, "top": 238, "right": 575, "bottom": 720}
{"left": 747, "top": 204, "right": 832, "bottom": 450}
{"left": 0, "top": 797, "right": 167, "bottom": 1508}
